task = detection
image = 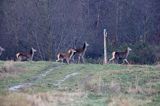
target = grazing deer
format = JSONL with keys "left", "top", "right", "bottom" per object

{"left": 16, "top": 48, "right": 37, "bottom": 61}
{"left": 109, "top": 47, "right": 132, "bottom": 64}
{"left": 72, "top": 42, "right": 89, "bottom": 63}
{"left": 0, "top": 46, "right": 5, "bottom": 56}
{"left": 56, "top": 48, "right": 76, "bottom": 64}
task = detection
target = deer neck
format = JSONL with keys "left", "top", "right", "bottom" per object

{"left": 125, "top": 49, "right": 130, "bottom": 58}
{"left": 30, "top": 49, "right": 35, "bottom": 59}
{"left": 82, "top": 43, "right": 88, "bottom": 52}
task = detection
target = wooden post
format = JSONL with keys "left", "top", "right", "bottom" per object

{"left": 103, "top": 29, "right": 108, "bottom": 64}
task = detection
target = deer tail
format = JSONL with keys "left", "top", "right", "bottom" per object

{"left": 56, "top": 53, "right": 60, "bottom": 62}
{"left": 112, "top": 52, "right": 116, "bottom": 59}
{"left": 16, "top": 53, "right": 20, "bottom": 59}
{"left": 109, "top": 52, "right": 116, "bottom": 62}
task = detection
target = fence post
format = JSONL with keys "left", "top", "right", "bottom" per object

{"left": 104, "top": 29, "right": 108, "bottom": 64}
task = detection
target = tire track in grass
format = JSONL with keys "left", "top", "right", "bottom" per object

{"left": 9, "top": 63, "right": 65, "bottom": 91}
{"left": 53, "top": 72, "right": 79, "bottom": 87}
{"left": 52, "top": 67, "right": 86, "bottom": 87}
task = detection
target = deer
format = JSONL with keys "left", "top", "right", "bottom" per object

{"left": 16, "top": 47, "right": 37, "bottom": 61}
{"left": 0, "top": 46, "right": 5, "bottom": 56}
{"left": 72, "top": 42, "right": 89, "bottom": 63}
{"left": 109, "top": 47, "right": 132, "bottom": 64}
{"left": 56, "top": 48, "right": 76, "bottom": 64}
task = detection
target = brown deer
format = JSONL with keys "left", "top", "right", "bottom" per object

{"left": 16, "top": 47, "right": 37, "bottom": 61}
{"left": 0, "top": 46, "right": 5, "bottom": 56}
{"left": 56, "top": 48, "right": 76, "bottom": 64}
{"left": 72, "top": 42, "right": 89, "bottom": 63}
{"left": 109, "top": 47, "right": 132, "bottom": 64}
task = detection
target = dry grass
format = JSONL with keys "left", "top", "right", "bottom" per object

{"left": 0, "top": 93, "right": 32, "bottom": 106}
{"left": 128, "top": 87, "right": 160, "bottom": 96}
{"left": 0, "top": 61, "right": 27, "bottom": 79}
{"left": 81, "top": 74, "right": 121, "bottom": 94}
{"left": 0, "top": 91, "right": 84, "bottom": 106}
{"left": 108, "top": 96, "right": 152, "bottom": 106}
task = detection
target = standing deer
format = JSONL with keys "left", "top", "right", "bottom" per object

{"left": 0, "top": 46, "right": 5, "bottom": 56}
{"left": 16, "top": 47, "right": 37, "bottom": 61}
{"left": 109, "top": 47, "right": 132, "bottom": 64}
{"left": 72, "top": 42, "right": 89, "bottom": 63}
{"left": 56, "top": 48, "right": 76, "bottom": 64}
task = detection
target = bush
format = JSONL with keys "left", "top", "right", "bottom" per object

{"left": 129, "top": 43, "right": 157, "bottom": 64}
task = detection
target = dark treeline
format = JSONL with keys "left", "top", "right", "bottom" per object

{"left": 0, "top": 0, "right": 160, "bottom": 64}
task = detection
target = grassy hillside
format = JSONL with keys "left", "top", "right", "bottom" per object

{"left": 0, "top": 61, "right": 160, "bottom": 106}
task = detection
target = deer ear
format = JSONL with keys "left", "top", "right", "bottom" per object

{"left": 85, "top": 42, "right": 89, "bottom": 46}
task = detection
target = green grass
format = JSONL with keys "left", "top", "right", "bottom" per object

{"left": 0, "top": 61, "right": 51, "bottom": 94}
{"left": 0, "top": 61, "right": 160, "bottom": 106}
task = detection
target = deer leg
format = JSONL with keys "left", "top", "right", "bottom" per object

{"left": 28, "top": 57, "right": 32, "bottom": 61}
{"left": 66, "top": 58, "right": 70, "bottom": 64}
{"left": 78, "top": 55, "right": 81, "bottom": 64}
{"left": 56, "top": 58, "right": 63, "bottom": 63}
{"left": 123, "top": 59, "right": 129, "bottom": 64}
{"left": 70, "top": 55, "right": 75, "bottom": 63}
{"left": 114, "top": 57, "right": 119, "bottom": 64}
{"left": 109, "top": 58, "right": 114, "bottom": 63}
{"left": 18, "top": 56, "right": 22, "bottom": 61}
{"left": 56, "top": 59, "right": 60, "bottom": 62}
{"left": 61, "top": 59, "right": 64, "bottom": 63}
{"left": 109, "top": 56, "right": 116, "bottom": 64}
{"left": 125, "top": 59, "right": 129, "bottom": 64}
{"left": 108, "top": 59, "right": 111, "bottom": 63}
{"left": 16, "top": 56, "right": 19, "bottom": 61}
{"left": 114, "top": 59, "right": 117, "bottom": 64}
{"left": 30, "top": 57, "right": 33, "bottom": 61}
{"left": 82, "top": 55, "right": 85, "bottom": 63}
{"left": 109, "top": 52, "right": 116, "bottom": 64}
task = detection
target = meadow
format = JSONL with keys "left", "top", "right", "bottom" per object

{"left": 0, "top": 61, "right": 160, "bottom": 106}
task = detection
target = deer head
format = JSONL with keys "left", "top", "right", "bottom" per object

{"left": 67, "top": 48, "right": 76, "bottom": 54}
{"left": 127, "top": 47, "right": 132, "bottom": 51}
{"left": 85, "top": 42, "right": 89, "bottom": 47}
{"left": 0, "top": 46, "right": 5, "bottom": 52}
{"left": 31, "top": 47, "right": 37, "bottom": 53}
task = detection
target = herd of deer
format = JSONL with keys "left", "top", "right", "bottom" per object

{"left": 0, "top": 42, "right": 132, "bottom": 64}
{"left": 56, "top": 42, "right": 89, "bottom": 64}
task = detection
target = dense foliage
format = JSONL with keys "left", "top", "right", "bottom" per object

{"left": 0, "top": 0, "right": 160, "bottom": 64}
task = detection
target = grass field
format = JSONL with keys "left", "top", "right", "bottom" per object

{"left": 0, "top": 61, "right": 160, "bottom": 106}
